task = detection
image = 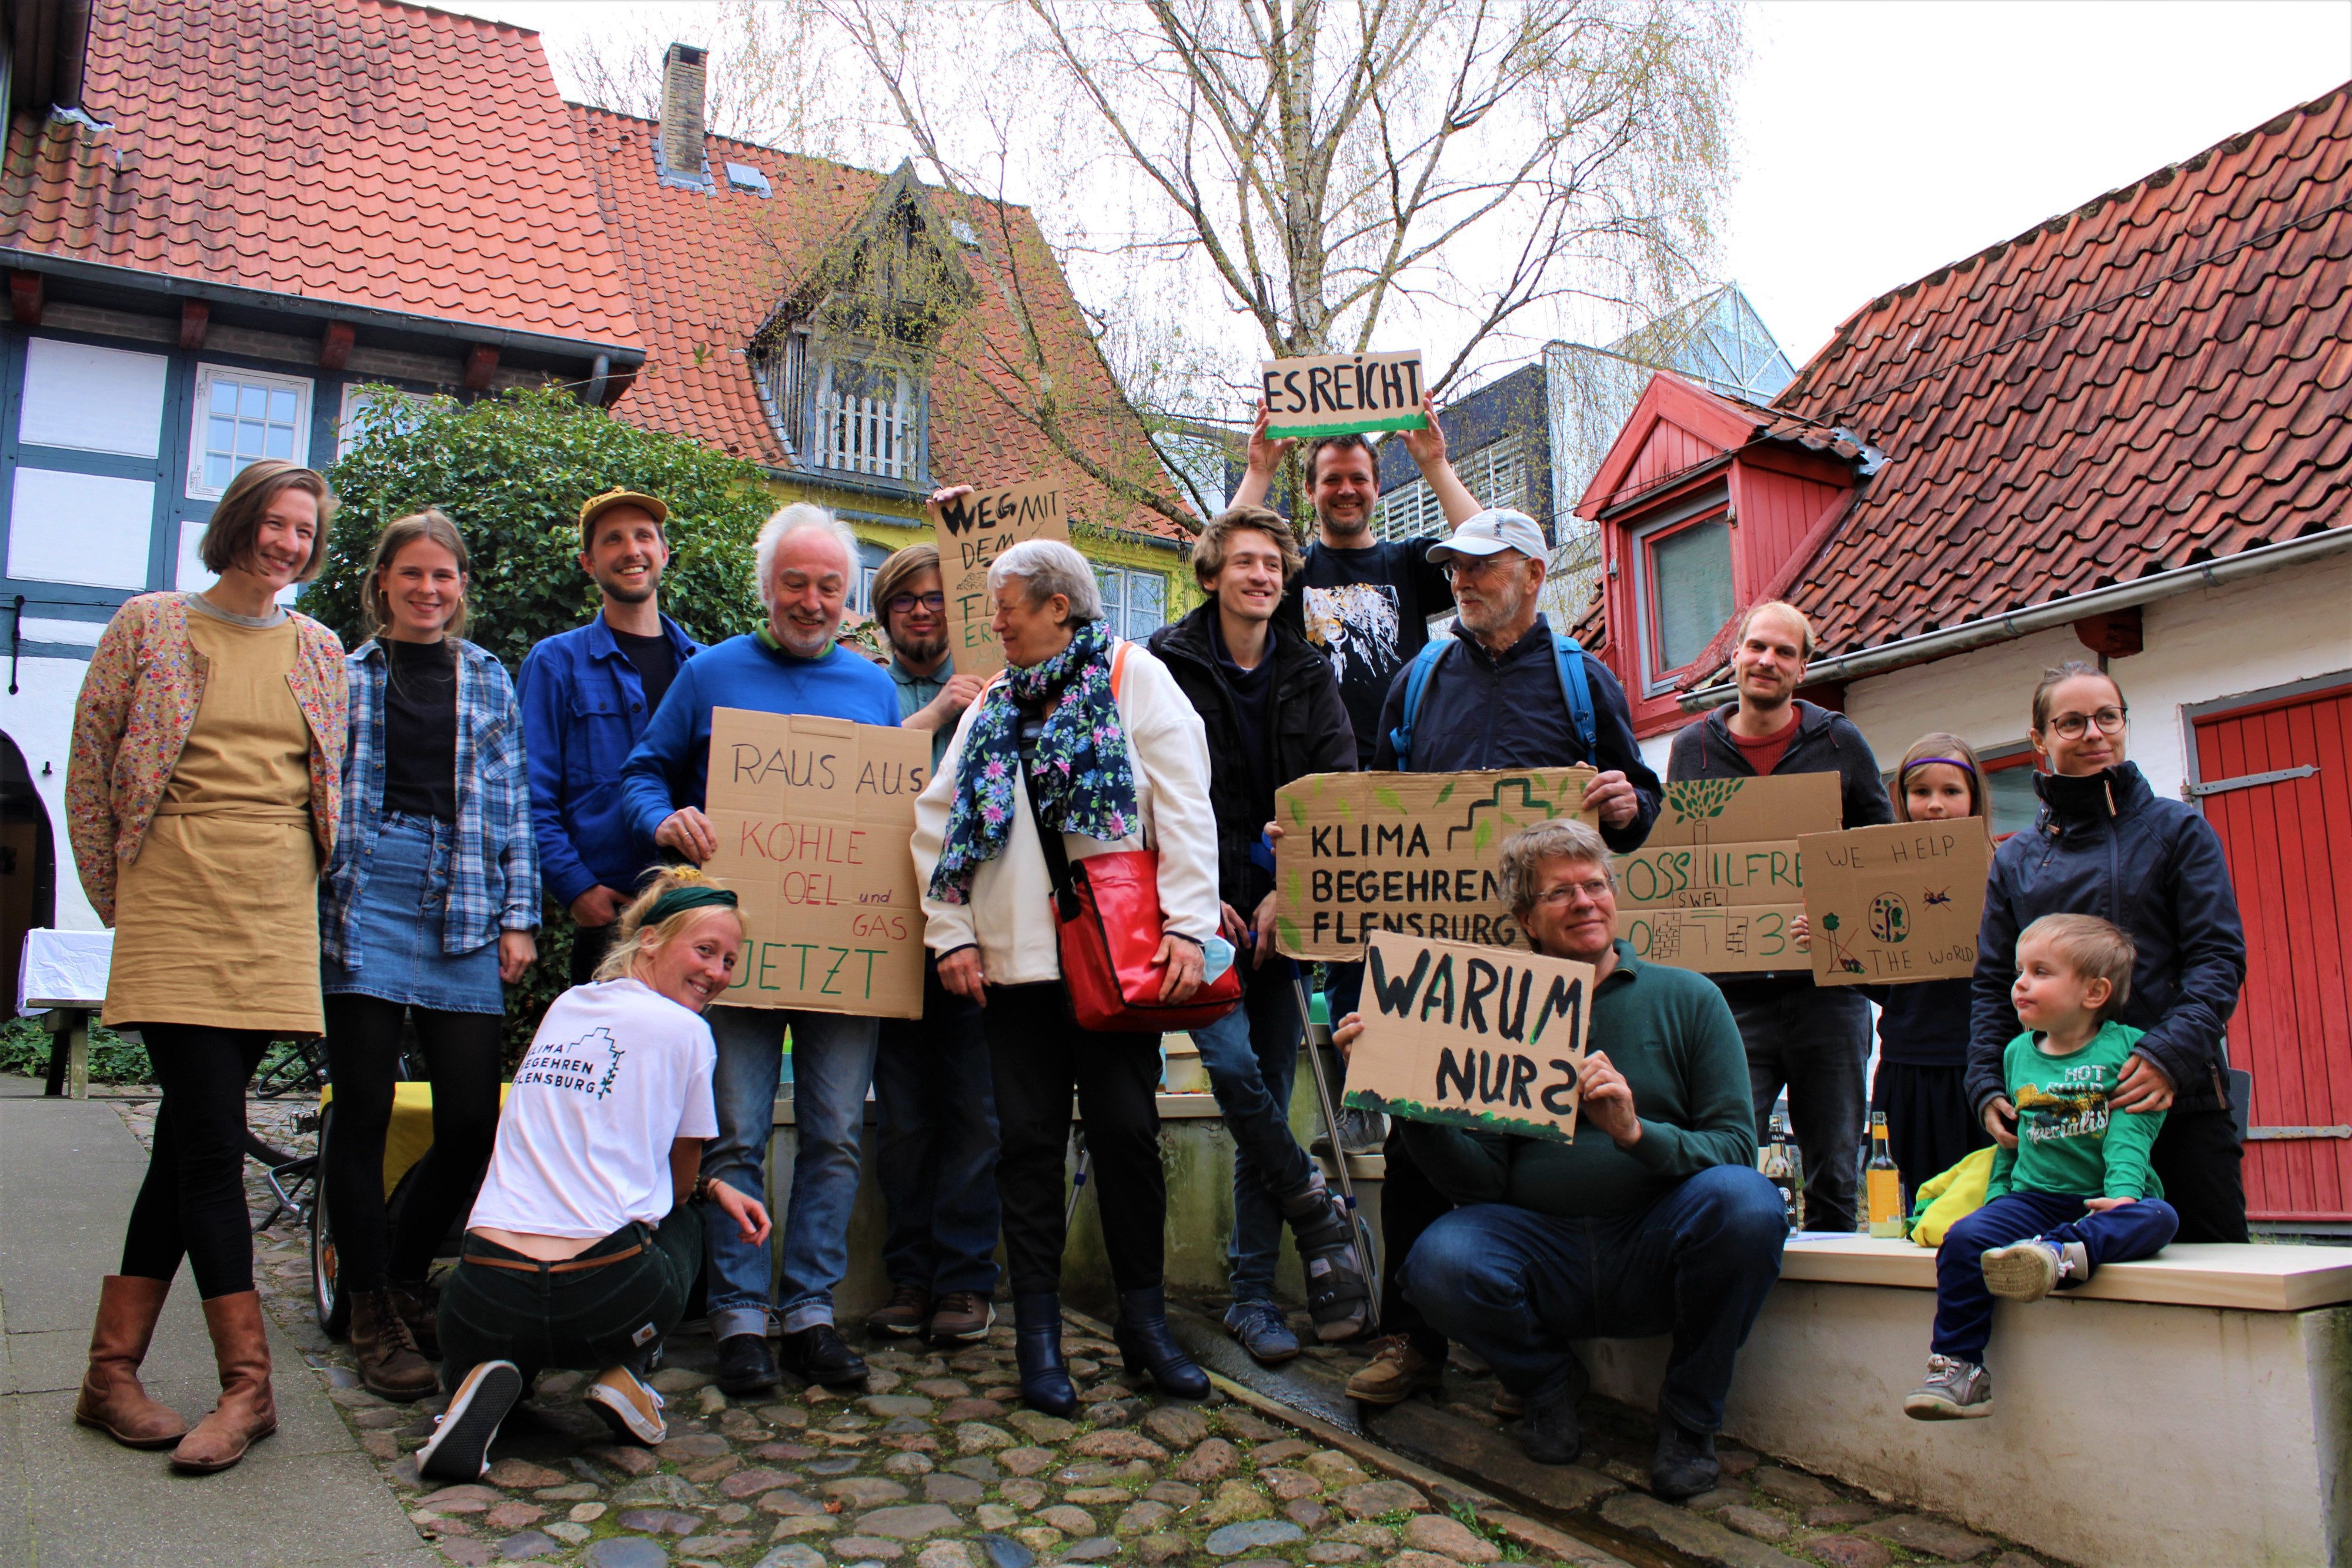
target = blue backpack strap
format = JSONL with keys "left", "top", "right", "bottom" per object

{"left": 1387, "top": 641, "right": 1451, "bottom": 768}
{"left": 1553, "top": 634, "right": 1598, "bottom": 758}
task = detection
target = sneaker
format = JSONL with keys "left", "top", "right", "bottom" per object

{"left": 1223, "top": 1300, "right": 1301, "bottom": 1365}
{"left": 1343, "top": 1335, "right": 1444, "bottom": 1405}
{"left": 928, "top": 1290, "right": 996, "bottom": 1345}
{"left": 1311, "top": 1106, "right": 1389, "bottom": 1160}
{"left": 1650, "top": 1422, "right": 1719, "bottom": 1499}
{"left": 1516, "top": 1388, "right": 1581, "bottom": 1465}
{"left": 868, "top": 1284, "right": 933, "bottom": 1339}
{"left": 716, "top": 1332, "right": 780, "bottom": 1397}
{"left": 585, "top": 1365, "right": 667, "bottom": 1445}
{"left": 780, "top": 1323, "right": 870, "bottom": 1390}
{"left": 1982, "top": 1237, "right": 2089, "bottom": 1302}
{"left": 416, "top": 1360, "right": 522, "bottom": 1482}
{"left": 1903, "top": 1353, "right": 1993, "bottom": 1420}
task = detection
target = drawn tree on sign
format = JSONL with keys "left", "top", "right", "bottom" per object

{"left": 1819, "top": 911, "right": 1865, "bottom": 975}
{"left": 1667, "top": 778, "right": 1741, "bottom": 826}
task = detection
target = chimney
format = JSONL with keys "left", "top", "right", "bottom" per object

{"left": 656, "top": 44, "right": 709, "bottom": 186}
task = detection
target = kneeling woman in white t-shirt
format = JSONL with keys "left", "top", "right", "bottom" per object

{"left": 417, "top": 867, "right": 770, "bottom": 1482}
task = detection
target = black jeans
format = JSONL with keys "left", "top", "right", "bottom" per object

{"left": 118, "top": 1024, "right": 272, "bottom": 1299}
{"left": 2150, "top": 1105, "right": 2249, "bottom": 1243}
{"left": 437, "top": 1208, "right": 703, "bottom": 1392}
{"left": 323, "top": 994, "right": 504, "bottom": 1293}
{"left": 983, "top": 982, "right": 1164, "bottom": 1296}
{"left": 1726, "top": 981, "right": 1872, "bottom": 1235}
{"left": 874, "top": 957, "right": 1001, "bottom": 1297}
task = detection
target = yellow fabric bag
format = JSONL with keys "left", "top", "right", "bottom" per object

{"left": 1908, "top": 1145, "right": 1998, "bottom": 1248}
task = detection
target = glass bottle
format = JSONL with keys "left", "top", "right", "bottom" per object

{"left": 1866, "top": 1112, "right": 1905, "bottom": 1237}
{"left": 1759, "top": 1112, "right": 1803, "bottom": 1233}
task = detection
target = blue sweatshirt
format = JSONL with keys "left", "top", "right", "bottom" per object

{"left": 620, "top": 633, "right": 901, "bottom": 845}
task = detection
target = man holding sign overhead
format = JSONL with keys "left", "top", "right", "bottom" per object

{"left": 1334, "top": 821, "right": 1781, "bottom": 1498}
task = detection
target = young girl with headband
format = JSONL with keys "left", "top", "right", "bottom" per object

{"left": 416, "top": 867, "right": 770, "bottom": 1481}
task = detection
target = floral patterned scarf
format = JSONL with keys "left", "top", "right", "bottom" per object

{"left": 928, "top": 618, "right": 1138, "bottom": 906}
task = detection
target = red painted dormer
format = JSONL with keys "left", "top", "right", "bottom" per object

{"left": 1573, "top": 373, "right": 1870, "bottom": 738}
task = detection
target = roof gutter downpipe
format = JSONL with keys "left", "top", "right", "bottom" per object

{"left": 584, "top": 352, "right": 610, "bottom": 408}
{"left": 1677, "top": 526, "right": 2352, "bottom": 712}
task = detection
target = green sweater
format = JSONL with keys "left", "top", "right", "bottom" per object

{"left": 1987, "top": 1021, "right": 2165, "bottom": 1201}
{"left": 1401, "top": 942, "right": 1757, "bottom": 1219}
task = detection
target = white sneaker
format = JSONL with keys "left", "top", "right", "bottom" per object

{"left": 585, "top": 1364, "right": 667, "bottom": 1445}
{"left": 417, "top": 1360, "right": 523, "bottom": 1480}
{"left": 1982, "top": 1237, "right": 2089, "bottom": 1303}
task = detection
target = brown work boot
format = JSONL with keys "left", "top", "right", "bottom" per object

{"left": 867, "top": 1283, "right": 931, "bottom": 1339}
{"left": 386, "top": 1278, "right": 441, "bottom": 1360}
{"left": 171, "top": 1290, "right": 278, "bottom": 1473}
{"left": 350, "top": 1287, "right": 439, "bottom": 1402}
{"left": 1344, "top": 1335, "right": 1444, "bottom": 1406}
{"left": 73, "top": 1275, "right": 189, "bottom": 1448}
{"left": 928, "top": 1290, "right": 996, "bottom": 1345}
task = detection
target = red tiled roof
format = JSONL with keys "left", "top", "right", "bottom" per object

{"left": 0, "top": 0, "right": 639, "bottom": 352}
{"left": 573, "top": 108, "right": 1188, "bottom": 541}
{"left": 1770, "top": 82, "right": 2352, "bottom": 657}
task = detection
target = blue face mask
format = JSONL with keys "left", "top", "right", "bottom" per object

{"left": 1201, "top": 936, "right": 1237, "bottom": 985}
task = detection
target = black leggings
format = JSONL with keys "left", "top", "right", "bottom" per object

{"left": 119, "top": 1024, "right": 272, "bottom": 1299}
{"left": 323, "top": 994, "right": 505, "bottom": 1294}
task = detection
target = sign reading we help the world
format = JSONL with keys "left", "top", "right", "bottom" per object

{"left": 1259, "top": 350, "right": 1429, "bottom": 439}
{"left": 1611, "top": 774, "right": 1840, "bottom": 973}
{"left": 1800, "top": 820, "right": 1992, "bottom": 985}
{"left": 928, "top": 481, "right": 1068, "bottom": 676}
{"left": 1271, "top": 767, "right": 1599, "bottom": 960}
{"left": 701, "top": 708, "right": 930, "bottom": 1019}
{"left": 1341, "top": 933, "right": 1590, "bottom": 1144}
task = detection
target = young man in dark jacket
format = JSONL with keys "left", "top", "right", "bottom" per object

{"left": 1665, "top": 601, "right": 1895, "bottom": 1236}
{"left": 1150, "top": 504, "right": 1371, "bottom": 1363}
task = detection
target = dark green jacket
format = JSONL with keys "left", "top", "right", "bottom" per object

{"left": 1402, "top": 941, "right": 1756, "bottom": 1218}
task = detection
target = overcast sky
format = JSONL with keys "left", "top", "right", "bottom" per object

{"left": 467, "top": 0, "right": 2351, "bottom": 376}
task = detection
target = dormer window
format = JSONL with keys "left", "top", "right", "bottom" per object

{"left": 753, "top": 328, "right": 927, "bottom": 486}
{"left": 1630, "top": 489, "right": 1734, "bottom": 693}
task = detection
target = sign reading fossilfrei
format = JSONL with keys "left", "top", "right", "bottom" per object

{"left": 928, "top": 480, "right": 1069, "bottom": 676}
{"left": 702, "top": 708, "right": 930, "bottom": 1019}
{"left": 1800, "top": 820, "right": 1992, "bottom": 986}
{"left": 1341, "top": 932, "right": 1590, "bottom": 1144}
{"left": 1272, "top": 767, "right": 1598, "bottom": 961}
{"left": 1611, "top": 773, "right": 1842, "bottom": 974}
{"left": 1260, "top": 349, "right": 1429, "bottom": 439}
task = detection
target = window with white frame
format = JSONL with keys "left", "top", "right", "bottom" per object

{"left": 188, "top": 365, "right": 311, "bottom": 500}
{"left": 1093, "top": 564, "right": 1168, "bottom": 642}
{"left": 811, "top": 358, "right": 920, "bottom": 481}
{"left": 1376, "top": 432, "right": 1530, "bottom": 540}
{"left": 338, "top": 383, "right": 443, "bottom": 457}
{"left": 1631, "top": 497, "right": 1735, "bottom": 692}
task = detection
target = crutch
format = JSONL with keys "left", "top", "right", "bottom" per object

{"left": 1065, "top": 1126, "right": 1093, "bottom": 1231}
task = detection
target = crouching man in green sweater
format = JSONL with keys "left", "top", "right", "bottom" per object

{"left": 1333, "top": 819, "right": 1785, "bottom": 1497}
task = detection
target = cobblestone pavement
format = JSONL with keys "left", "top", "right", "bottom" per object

{"left": 95, "top": 1093, "right": 2053, "bottom": 1568}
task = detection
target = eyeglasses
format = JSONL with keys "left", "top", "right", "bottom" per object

{"left": 2047, "top": 707, "right": 2128, "bottom": 740}
{"left": 1441, "top": 552, "right": 1520, "bottom": 581}
{"left": 884, "top": 591, "right": 946, "bottom": 616}
{"left": 1534, "top": 878, "right": 1612, "bottom": 908}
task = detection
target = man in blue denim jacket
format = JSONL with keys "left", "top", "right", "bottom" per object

{"left": 517, "top": 489, "right": 704, "bottom": 984}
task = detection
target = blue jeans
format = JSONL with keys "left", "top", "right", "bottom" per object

{"left": 1726, "top": 981, "right": 1872, "bottom": 1235}
{"left": 873, "top": 958, "right": 1000, "bottom": 1297}
{"left": 1402, "top": 1165, "right": 1788, "bottom": 1433}
{"left": 703, "top": 1004, "right": 880, "bottom": 1339}
{"left": 1932, "top": 1189, "right": 2180, "bottom": 1363}
{"left": 1190, "top": 958, "right": 1311, "bottom": 1304}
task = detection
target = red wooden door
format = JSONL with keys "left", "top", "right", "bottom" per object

{"left": 2193, "top": 680, "right": 2352, "bottom": 1225}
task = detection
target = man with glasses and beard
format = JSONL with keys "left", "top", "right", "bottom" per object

{"left": 520, "top": 490, "right": 705, "bottom": 984}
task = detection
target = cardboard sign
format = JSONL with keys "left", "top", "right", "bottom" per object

{"left": 1259, "top": 350, "right": 1429, "bottom": 439}
{"left": 701, "top": 708, "right": 930, "bottom": 1019}
{"left": 928, "top": 480, "right": 1070, "bottom": 676}
{"left": 1801, "top": 821, "right": 1993, "bottom": 985}
{"left": 1612, "top": 774, "right": 1842, "bottom": 973}
{"left": 1272, "top": 767, "right": 1598, "bottom": 961}
{"left": 1340, "top": 933, "right": 1589, "bottom": 1144}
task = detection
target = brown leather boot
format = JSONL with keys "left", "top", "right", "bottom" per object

{"left": 171, "top": 1291, "right": 278, "bottom": 1473}
{"left": 349, "top": 1286, "right": 439, "bottom": 1402}
{"left": 385, "top": 1279, "right": 441, "bottom": 1361}
{"left": 73, "top": 1275, "right": 190, "bottom": 1448}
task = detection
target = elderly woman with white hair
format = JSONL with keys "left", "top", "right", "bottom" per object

{"left": 619, "top": 502, "right": 901, "bottom": 1398}
{"left": 912, "top": 532, "right": 1221, "bottom": 1415}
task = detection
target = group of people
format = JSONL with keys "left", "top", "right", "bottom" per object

{"left": 60, "top": 397, "right": 2248, "bottom": 1499}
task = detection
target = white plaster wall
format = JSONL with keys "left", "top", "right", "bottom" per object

{"left": 0, "top": 657, "right": 102, "bottom": 930}
{"left": 1844, "top": 553, "right": 2352, "bottom": 803}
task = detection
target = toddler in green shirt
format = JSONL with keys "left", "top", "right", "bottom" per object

{"left": 1905, "top": 914, "right": 2180, "bottom": 1420}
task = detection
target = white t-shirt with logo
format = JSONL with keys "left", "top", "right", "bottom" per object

{"left": 468, "top": 978, "right": 720, "bottom": 1241}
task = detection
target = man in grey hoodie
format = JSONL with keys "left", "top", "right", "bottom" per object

{"left": 1665, "top": 601, "right": 1893, "bottom": 1235}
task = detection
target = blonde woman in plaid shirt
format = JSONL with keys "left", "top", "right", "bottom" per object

{"left": 319, "top": 510, "right": 538, "bottom": 1400}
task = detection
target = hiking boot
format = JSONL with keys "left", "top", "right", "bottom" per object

{"left": 868, "top": 1284, "right": 932, "bottom": 1339}
{"left": 585, "top": 1364, "right": 667, "bottom": 1445}
{"left": 386, "top": 1278, "right": 441, "bottom": 1360}
{"left": 780, "top": 1323, "right": 870, "bottom": 1390}
{"left": 1344, "top": 1335, "right": 1444, "bottom": 1405}
{"left": 1904, "top": 1353, "right": 1993, "bottom": 1420}
{"left": 1311, "top": 1106, "right": 1388, "bottom": 1160}
{"left": 1517, "top": 1387, "right": 1581, "bottom": 1465}
{"left": 1491, "top": 1388, "right": 1525, "bottom": 1419}
{"left": 417, "top": 1359, "right": 522, "bottom": 1482}
{"left": 1982, "top": 1237, "right": 2089, "bottom": 1302}
{"left": 350, "top": 1286, "right": 439, "bottom": 1402}
{"left": 1223, "top": 1300, "right": 1301, "bottom": 1365}
{"left": 1278, "top": 1173, "right": 1371, "bottom": 1343}
{"left": 929, "top": 1290, "right": 995, "bottom": 1345}
{"left": 1651, "top": 1422, "right": 1719, "bottom": 1499}
{"left": 716, "top": 1332, "right": 780, "bottom": 1396}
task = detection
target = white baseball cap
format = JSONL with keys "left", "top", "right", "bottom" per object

{"left": 1426, "top": 508, "right": 1546, "bottom": 563}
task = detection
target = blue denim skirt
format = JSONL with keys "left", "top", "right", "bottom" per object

{"left": 322, "top": 813, "right": 503, "bottom": 1015}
